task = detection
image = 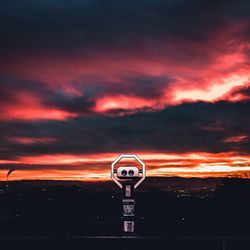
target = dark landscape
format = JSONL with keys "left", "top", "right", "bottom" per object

{"left": 1, "top": 177, "right": 250, "bottom": 249}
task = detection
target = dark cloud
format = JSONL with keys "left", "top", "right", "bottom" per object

{"left": 106, "top": 75, "right": 172, "bottom": 99}
{"left": 1, "top": 100, "right": 249, "bottom": 160}
{"left": 47, "top": 90, "right": 95, "bottom": 114}
{"left": 71, "top": 74, "right": 173, "bottom": 99}
{"left": 0, "top": 76, "right": 93, "bottom": 115}
{"left": 0, "top": 75, "right": 173, "bottom": 115}
{"left": 230, "top": 84, "right": 250, "bottom": 99}
{"left": 0, "top": 0, "right": 249, "bottom": 55}
{"left": 0, "top": 75, "right": 50, "bottom": 105}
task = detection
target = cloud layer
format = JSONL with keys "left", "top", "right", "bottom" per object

{"left": 0, "top": 0, "right": 250, "bottom": 180}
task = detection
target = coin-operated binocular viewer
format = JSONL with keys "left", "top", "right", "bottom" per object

{"left": 111, "top": 154, "right": 146, "bottom": 234}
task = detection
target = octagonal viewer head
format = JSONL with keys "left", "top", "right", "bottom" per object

{"left": 111, "top": 154, "right": 146, "bottom": 189}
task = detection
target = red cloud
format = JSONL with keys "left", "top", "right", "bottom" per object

{"left": 0, "top": 19, "right": 249, "bottom": 121}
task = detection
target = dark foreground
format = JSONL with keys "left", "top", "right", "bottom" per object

{"left": 0, "top": 177, "right": 250, "bottom": 249}
{"left": 1, "top": 235, "right": 250, "bottom": 250}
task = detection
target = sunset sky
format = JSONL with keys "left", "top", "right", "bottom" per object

{"left": 0, "top": 0, "right": 250, "bottom": 181}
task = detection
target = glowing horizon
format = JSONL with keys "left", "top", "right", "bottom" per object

{"left": 1, "top": 152, "right": 250, "bottom": 181}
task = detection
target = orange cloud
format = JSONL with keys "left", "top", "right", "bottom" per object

{"left": 1, "top": 152, "right": 250, "bottom": 181}
{"left": 95, "top": 95, "right": 158, "bottom": 112}
{"left": 1, "top": 105, "right": 76, "bottom": 121}
{"left": 224, "top": 135, "right": 248, "bottom": 143}
{"left": 0, "top": 91, "right": 76, "bottom": 121}
{"left": 174, "top": 74, "right": 249, "bottom": 103}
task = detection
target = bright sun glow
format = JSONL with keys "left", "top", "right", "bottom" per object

{"left": 174, "top": 75, "right": 249, "bottom": 102}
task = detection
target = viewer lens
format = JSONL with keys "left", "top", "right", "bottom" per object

{"left": 128, "top": 170, "right": 134, "bottom": 176}
{"left": 121, "top": 170, "right": 127, "bottom": 176}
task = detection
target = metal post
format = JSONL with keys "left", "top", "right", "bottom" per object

{"left": 122, "top": 184, "right": 135, "bottom": 234}
{"left": 222, "top": 241, "right": 227, "bottom": 250}
{"left": 111, "top": 154, "right": 146, "bottom": 235}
